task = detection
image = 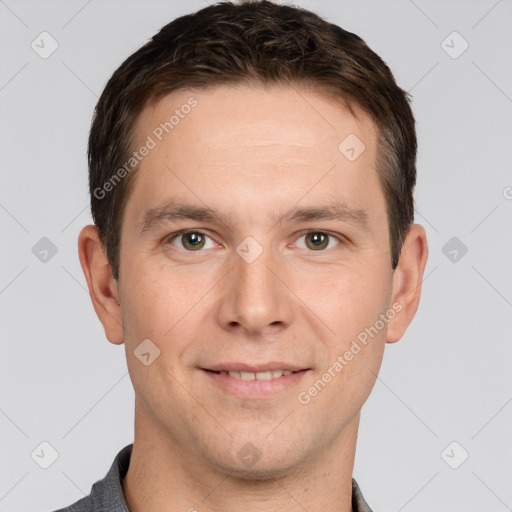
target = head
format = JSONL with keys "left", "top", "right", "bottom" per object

{"left": 79, "top": 0, "right": 427, "bottom": 478}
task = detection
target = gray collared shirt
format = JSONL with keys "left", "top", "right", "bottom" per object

{"left": 52, "top": 444, "right": 373, "bottom": 512}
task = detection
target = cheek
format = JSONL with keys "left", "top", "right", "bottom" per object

{"left": 309, "top": 289, "right": 388, "bottom": 416}
{"left": 333, "top": 273, "right": 391, "bottom": 383}
{"left": 119, "top": 260, "right": 215, "bottom": 360}
{"left": 119, "top": 264, "right": 178, "bottom": 345}
{"left": 298, "top": 261, "right": 391, "bottom": 401}
{"left": 295, "top": 261, "right": 392, "bottom": 338}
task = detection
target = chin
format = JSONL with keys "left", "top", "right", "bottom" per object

{"left": 228, "top": 464, "right": 297, "bottom": 482}
{"left": 204, "top": 438, "right": 309, "bottom": 482}
{"left": 216, "top": 455, "right": 303, "bottom": 482}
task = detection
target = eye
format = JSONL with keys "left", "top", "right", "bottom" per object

{"left": 294, "top": 231, "right": 341, "bottom": 251}
{"left": 166, "top": 230, "right": 218, "bottom": 251}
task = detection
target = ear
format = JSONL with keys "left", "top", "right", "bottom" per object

{"left": 78, "top": 225, "right": 124, "bottom": 345}
{"left": 386, "top": 224, "right": 428, "bottom": 343}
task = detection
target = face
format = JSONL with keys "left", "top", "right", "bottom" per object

{"left": 111, "top": 84, "right": 403, "bottom": 477}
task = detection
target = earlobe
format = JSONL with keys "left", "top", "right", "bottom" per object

{"left": 386, "top": 224, "right": 428, "bottom": 343}
{"left": 78, "top": 225, "right": 124, "bottom": 345}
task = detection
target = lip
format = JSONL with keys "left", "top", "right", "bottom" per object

{"left": 204, "top": 362, "right": 308, "bottom": 373}
{"left": 201, "top": 366, "right": 310, "bottom": 400}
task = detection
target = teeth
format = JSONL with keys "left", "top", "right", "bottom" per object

{"left": 221, "top": 370, "right": 294, "bottom": 380}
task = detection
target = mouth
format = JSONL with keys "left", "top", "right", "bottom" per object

{"left": 204, "top": 369, "right": 297, "bottom": 380}
{"left": 201, "top": 364, "right": 310, "bottom": 399}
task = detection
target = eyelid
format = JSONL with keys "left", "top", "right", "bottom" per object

{"left": 163, "top": 228, "right": 345, "bottom": 252}
{"left": 291, "top": 230, "right": 345, "bottom": 250}
{"left": 164, "top": 229, "right": 221, "bottom": 250}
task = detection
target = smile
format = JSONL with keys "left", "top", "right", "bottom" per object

{"left": 202, "top": 367, "right": 309, "bottom": 399}
{"left": 214, "top": 370, "right": 294, "bottom": 380}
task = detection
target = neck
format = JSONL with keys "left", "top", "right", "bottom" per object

{"left": 123, "top": 400, "right": 359, "bottom": 512}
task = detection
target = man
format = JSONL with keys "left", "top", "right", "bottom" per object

{"left": 55, "top": 1, "right": 428, "bottom": 510}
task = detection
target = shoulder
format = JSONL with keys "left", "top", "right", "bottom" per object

{"left": 50, "top": 494, "right": 95, "bottom": 512}
{"left": 352, "top": 478, "right": 374, "bottom": 512}
{"left": 49, "top": 444, "right": 133, "bottom": 512}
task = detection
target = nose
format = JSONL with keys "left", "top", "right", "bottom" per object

{"left": 216, "top": 239, "right": 294, "bottom": 336}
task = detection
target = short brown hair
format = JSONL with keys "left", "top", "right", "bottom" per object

{"left": 89, "top": 0, "right": 417, "bottom": 281}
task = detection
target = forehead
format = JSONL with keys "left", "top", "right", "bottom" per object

{"left": 126, "top": 83, "right": 382, "bottom": 224}
{"left": 136, "top": 83, "right": 376, "bottom": 154}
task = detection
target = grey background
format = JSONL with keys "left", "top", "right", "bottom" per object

{"left": 1, "top": 0, "right": 511, "bottom": 511}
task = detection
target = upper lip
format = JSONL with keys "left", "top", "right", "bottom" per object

{"left": 203, "top": 362, "right": 309, "bottom": 373}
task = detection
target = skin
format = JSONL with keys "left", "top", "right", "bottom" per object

{"left": 78, "top": 83, "right": 428, "bottom": 512}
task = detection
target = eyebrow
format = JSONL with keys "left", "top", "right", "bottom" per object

{"left": 138, "top": 200, "right": 370, "bottom": 233}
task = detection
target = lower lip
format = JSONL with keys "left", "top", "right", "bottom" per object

{"left": 201, "top": 369, "right": 309, "bottom": 399}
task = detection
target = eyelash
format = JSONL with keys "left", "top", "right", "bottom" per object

{"left": 163, "top": 229, "right": 344, "bottom": 252}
